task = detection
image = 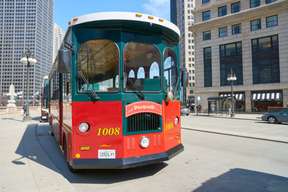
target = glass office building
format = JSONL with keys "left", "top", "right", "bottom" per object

{"left": 170, "top": 0, "right": 196, "bottom": 100}
{"left": 0, "top": 0, "right": 53, "bottom": 102}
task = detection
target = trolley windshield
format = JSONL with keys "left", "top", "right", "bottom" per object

{"left": 75, "top": 24, "right": 179, "bottom": 94}
{"left": 124, "top": 42, "right": 161, "bottom": 92}
{"left": 77, "top": 39, "right": 120, "bottom": 92}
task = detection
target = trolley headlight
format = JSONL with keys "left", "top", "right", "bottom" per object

{"left": 140, "top": 136, "right": 150, "bottom": 148}
{"left": 79, "top": 122, "right": 90, "bottom": 133}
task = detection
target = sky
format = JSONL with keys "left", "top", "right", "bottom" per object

{"left": 54, "top": 0, "right": 171, "bottom": 31}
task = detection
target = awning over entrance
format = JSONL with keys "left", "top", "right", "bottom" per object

{"left": 252, "top": 91, "right": 282, "bottom": 101}
{"left": 219, "top": 93, "right": 245, "bottom": 101}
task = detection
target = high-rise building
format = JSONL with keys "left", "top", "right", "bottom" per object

{"left": 171, "top": 0, "right": 195, "bottom": 102}
{"left": 0, "top": 0, "right": 53, "bottom": 99}
{"left": 190, "top": 0, "right": 288, "bottom": 112}
{"left": 53, "top": 23, "right": 65, "bottom": 62}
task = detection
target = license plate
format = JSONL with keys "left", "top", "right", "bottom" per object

{"left": 98, "top": 149, "right": 116, "bottom": 159}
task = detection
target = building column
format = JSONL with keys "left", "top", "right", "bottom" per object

{"left": 283, "top": 89, "right": 288, "bottom": 107}
{"left": 261, "top": 0, "right": 266, "bottom": 5}
{"left": 212, "top": 45, "right": 220, "bottom": 87}
{"left": 242, "top": 33, "right": 253, "bottom": 86}
{"left": 245, "top": 91, "right": 252, "bottom": 112}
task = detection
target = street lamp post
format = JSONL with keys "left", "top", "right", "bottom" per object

{"left": 227, "top": 69, "right": 237, "bottom": 117}
{"left": 20, "top": 49, "right": 37, "bottom": 121}
{"left": 196, "top": 96, "right": 201, "bottom": 116}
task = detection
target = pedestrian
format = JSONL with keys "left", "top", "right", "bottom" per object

{"left": 22, "top": 105, "right": 26, "bottom": 116}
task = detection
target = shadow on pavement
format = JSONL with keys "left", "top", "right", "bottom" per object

{"left": 1, "top": 117, "right": 23, "bottom": 122}
{"left": 255, "top": 121, "right": 288, "bottom": 126}
{"left": 193, "top": 168, "right": 288, "bottom": 192}
{"left": 32, "top": 116, "right": 41, "bottom": 121}
{"left": 14, "top": 123, "right": 167, "bottom": 184}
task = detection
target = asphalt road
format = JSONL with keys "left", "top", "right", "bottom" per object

{"left": 0, "top": 115, "right": 288, "bottom": 192}
{"left": 182, "top": 115, "right": 288, "bottom": 143}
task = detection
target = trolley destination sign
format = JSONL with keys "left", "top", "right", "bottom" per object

{"left": 125, "top": 101, "right": 162, "bottom": 117}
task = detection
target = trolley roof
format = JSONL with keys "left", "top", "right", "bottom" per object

{"left": 69, "top": 12, "right": 180, "bottom": 37}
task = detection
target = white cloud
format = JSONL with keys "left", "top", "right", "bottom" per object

{"left": 142, "top": 0, "right": 170, "bottom": 20}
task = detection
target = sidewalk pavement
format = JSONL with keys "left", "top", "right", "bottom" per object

{"left": 0, "top": 113, "right": 75, "bottom": 192}
{"left": 0, "top": 109, "right": 21, "bottom": 115}
{"left": 192, "top": 113, "right": 261, "bottom": 121}
{"left": 182, "top": 115, "right": 288, "bottom": 144}
{"left": 0, "top": 107, "right": 40, "bottom": 115}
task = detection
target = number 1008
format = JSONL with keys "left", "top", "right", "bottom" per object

{"left": 97, "top": 128, "right": 120, "bottom": 136}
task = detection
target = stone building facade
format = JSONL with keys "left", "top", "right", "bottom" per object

{"left": 190, "top": 0, "right": 288, "bottom": 112}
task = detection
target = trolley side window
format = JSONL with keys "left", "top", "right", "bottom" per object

{"left": 77, "top": 39, "right": 119, "bottom": 92}
{"left": 124, "top": 42, "right": 161, "bottom": 92}
{"left": 50, "top": 71, "right": 60, "bottom": 117}
{"left": 164, "top": 49, "right": 178, "bottom": 92}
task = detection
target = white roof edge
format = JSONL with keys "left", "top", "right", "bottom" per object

{"left": 69, "top": 12, "right": 180, "bottom": 37}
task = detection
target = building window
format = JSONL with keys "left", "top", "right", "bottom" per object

{"left": 231, "top": 1, "right": 241, "bottom": 13}
{"left": 202, "top": 0, "right": 210, "bottom": 4}
{"left": 203, "top": 47, "right": 212, "bottom": 87}
{"left": 252, "top": 35, "right": 280, "bottom": 84}
{"left": 219, "top": 92, "right": 246, "bottom": 112}
{"left": 250, "top": 19, "right": 261, "bottom": 31}
{"left": 218, "top": 5, "right": 227, "bottom": 17}
{"left": 266, "top": 15, "right": 278, "bottom": 28}
{"left": 220, "top": 42, "right": 243, "bottom": 86}
{"left": 218, "top": 26, "right": 228, "bottom": 37}
{"left": 203, "top": 31, "right": 211, "bottom": 40}
{"left": 202, "top": 10, "right": 211, "bottom": 21}
{"left": 250, "top": 0, "right": 261, "bottom": 8}
{"left": 265, "top": 0, "right": 277, "bottom": 4}
{"left": 232, "top": 24, "right": 241, "bottom": 35}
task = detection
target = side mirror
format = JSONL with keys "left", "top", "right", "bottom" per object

{"left": 163, "top": 78, "right": 168, "bottom": 92}
{"left": 58, "top": 49, "right": 71, "bottom": 73}
{"left": 66, "top": 81, "right": 70, "bottom": 95}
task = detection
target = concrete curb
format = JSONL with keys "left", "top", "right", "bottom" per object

{"left": 182, "top": 127, "right": 288, "bottom": 144}
{"left": 190, "top": 114, "right": 259, "bottom": 121}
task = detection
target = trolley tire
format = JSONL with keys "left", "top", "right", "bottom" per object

{"left": 268, "top": 116, "right": 277, "bottom": 124}
{"left": 63, "top": 138, "right": 79, "bottom": 173}
{"left": 49, "top": 131, "right": 54, "bottom": 136}
{"left": 67, "top": 162, "right": 79, "bottom": 173}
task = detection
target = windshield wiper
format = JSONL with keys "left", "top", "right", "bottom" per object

{"left": 78, "top": 71, "right": 100, "bottom": 101}
{"left": 127, "top": 80, "right": 145, "bottom": 100}
{"left": 133, "top": 89, "right": 145, "bottom": 100}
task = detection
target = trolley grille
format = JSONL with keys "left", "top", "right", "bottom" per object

{"left": 127, "top": 113, "right": 161, "bottom": 134}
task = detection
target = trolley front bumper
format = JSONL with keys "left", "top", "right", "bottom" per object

{"left": 70, "top": 144, "right": 184, "bottom": 170}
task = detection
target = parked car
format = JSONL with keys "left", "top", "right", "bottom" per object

{"left": 181, "top": 107, "right": 190, "bottom": 116}
{"left": 261, "top": 109, "right": 288, "bottom": 124}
